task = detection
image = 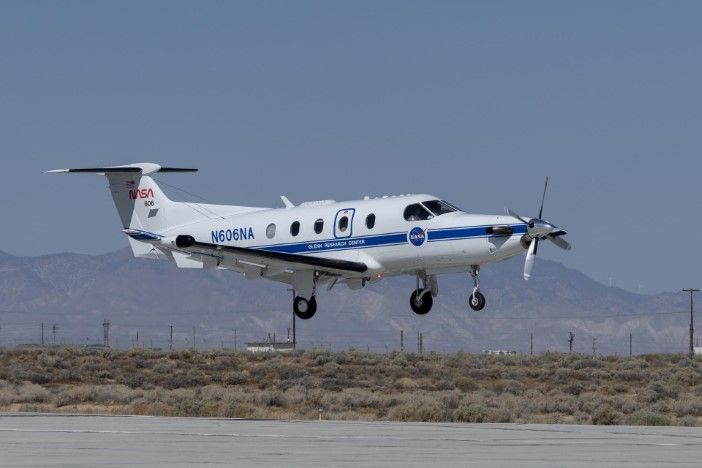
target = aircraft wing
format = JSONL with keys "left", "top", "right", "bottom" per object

{"left": 170, "top": 235, "right": 368, "bottom": 275}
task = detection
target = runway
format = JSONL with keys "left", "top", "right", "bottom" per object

{"left": 0, "top": 413, "right": 700, "bottom": 467}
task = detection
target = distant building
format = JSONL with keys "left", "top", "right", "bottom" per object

{"left": 246, "top": 341, "right": 294, "bottom": 353}
{"left": 482, "top": 349, "right": 517, "bottom": 355}
{"left": 694, "top": 347, "right": 702, "bottom": 356}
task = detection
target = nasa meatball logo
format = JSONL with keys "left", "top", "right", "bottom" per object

{"left": 408, "top": 227, "right": 426, "bottom": 246}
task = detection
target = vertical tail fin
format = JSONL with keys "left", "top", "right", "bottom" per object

{"left": 46, "top": 163, "right": 198, "bottom": 258}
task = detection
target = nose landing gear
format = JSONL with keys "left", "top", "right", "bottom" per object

{"left": 468, "top": 265, "right": 486, "bottom": 311}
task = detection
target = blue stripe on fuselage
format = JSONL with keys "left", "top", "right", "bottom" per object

{"left": 252, "top": 224, "right": 526, "bottom": 254}
{"left": 259, "top": 232, "right": 407, "bottom": 254}
{"left": 427, "top": 224, "right": 527, "bottom": 242}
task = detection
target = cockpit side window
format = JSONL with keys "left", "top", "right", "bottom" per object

{"left": 403, "top": 203, "right": 433, "bottom": 221}
{"left": 422, "top": 200, "right": 460, "bottom": 216}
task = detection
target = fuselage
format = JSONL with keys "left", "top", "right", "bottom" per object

{"left": 159, "top": 194, "right": 528, "bottom": 279}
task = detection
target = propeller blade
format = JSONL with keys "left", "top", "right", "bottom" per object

{"left": 507, "top": 208, "right": 530, "bottom": 225}
{"left": 548, "top": 234, "right": 572, "bottom": 251}
{"left": 538, "top": 176, "right": 549, "bottom": 219}
{"left": 523, "top": 238, "right": 538, "bottom": 280}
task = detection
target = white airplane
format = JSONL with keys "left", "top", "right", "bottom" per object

{"left": 47, "top": 163, "right": 571, "bottom": 319}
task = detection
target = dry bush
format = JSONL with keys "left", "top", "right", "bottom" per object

{"left": 0, "top": 348, "right": 700, "bottom": 426}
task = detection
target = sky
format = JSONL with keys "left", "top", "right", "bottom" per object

{"left": 0, "top": 1, "right": 700, "bottom": 294}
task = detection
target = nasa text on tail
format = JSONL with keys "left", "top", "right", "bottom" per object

{"left": 47, "top": 163, "right": 570, "bottom": 319}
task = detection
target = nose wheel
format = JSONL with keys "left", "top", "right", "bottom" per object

{"left": 468, "top": 265, "right": 486, "bottom": 311}
{"left": 294, "top": 296, "right": 317, "bottom": 320}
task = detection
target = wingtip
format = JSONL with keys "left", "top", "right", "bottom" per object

{"left": 44, "top": 169, "right": 69, "bottom": 174}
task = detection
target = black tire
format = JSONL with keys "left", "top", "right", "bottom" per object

{"left": 294, "top": 296, "right": 317, "bottom": 320}
{"left": 469, "top": 291, "right": 486, "bottom": 311}
{"left": 410, "top": 290, "right": 433, "bottom": 315}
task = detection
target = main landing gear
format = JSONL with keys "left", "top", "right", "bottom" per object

{"left": 468, "top": 265, "right": 486, "bottom": 311}
{"left": 410, "top": 274, "right": 437, "bottom": 315}
{"left": 294, "top": 295, "right": 317, "bottom": 320}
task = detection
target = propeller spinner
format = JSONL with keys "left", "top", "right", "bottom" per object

{"left": 507, "top": 177, "right": 571, "bottom": 280}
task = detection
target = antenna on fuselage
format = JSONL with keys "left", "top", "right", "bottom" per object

{"left": 280, "top": 195, "right": 295, "bottom": 208}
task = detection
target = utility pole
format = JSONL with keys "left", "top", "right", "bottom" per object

{"left": 417, "top": 331, "right": 421, "bottom": 353}
{"left": 530, "top": 333, "right": 533, "bottom": 355}
{"left": 41, "top": 322, "right": 44, "bottom": 346}
{"left": 136, "top": 331, "right": 139, "bottom": 348}
{"left": 169, "top": 325, "right": 173, "bottom": 350}
{"left": 103, "top": 320, "right": 110, "bottom": 347}
{"left": 52, "top": 324, "right": 58, "bottom": 345}
{"left": 629, "top": 333, "right": 633, "bottom": 357}
{"left": 192, "top": 326, "right": 196, "bottom": 350}
{"left": 568, "top": 332, "right": 575, "bottom": 353}
{"left": 400, "top": 330, "right": 404, "bottom": 352}
{"left": 682, "top": 289, "right": 699, "bottom": 358}
{"left": 592, "top": 336, "right": 597, "bottom": 356}
{"left": 419, "top": 333, "right": 424, "bottom": 354}
{"left": 234, "top": 328, "right": 238, "bottom": 351}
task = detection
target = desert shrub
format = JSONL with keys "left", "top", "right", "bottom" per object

{"left": 174, "top": 398, "right": 205, "bottom": 416}
{"left": 389, "top": 399, "right": 447, "bottom": 422}
{"left": 222, "top": 371, "right": 248, "bottom": 386}
{"left": 562, "top": 383, "right": 585, "bottom": 396}
{"left": 637, "top": 381, "right": 678, "bottom": 404}
{"left": 627, "top": 410, "right": 671, "bottom": 426}
{"left": 125, "top": 374, "right": 145, "bottom": 389}
{"left": 15, "top": 383, "right": 50, "bottom": 403}
{"left": 395, "top": 377, "right": 419, "bottom": 390}
{"left": 452, "top": 402, "right": 495, "bottom": 423}
{"left": 591, "top": 406, "right": 623, "bottom": 425}
{"left": 672, "top": 397, "right": 702, "bottom": 417}
{"left": 453, "top": 376, "right": 477, "bottom": 392}
{"left": 96, "top": 369, "right": 113, "bottom": 379}
{"left": 573, "top": 358, "right": 603, "bottom": 370}
{"left": 675, "top": 416, "right": 698, "bottom": 427}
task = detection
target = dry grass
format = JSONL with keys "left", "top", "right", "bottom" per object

{"left": 0, "top": 348, "right": 700, "bottom": 425}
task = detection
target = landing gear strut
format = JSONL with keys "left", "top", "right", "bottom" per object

{"left": 294, "top": 296, "right": 317, "bottom": 320}
{"left": 410, "top": 273, "right": 435, "bottom": 315}
{"left": 468, "top": 265, "right": 486, "bottom": 311}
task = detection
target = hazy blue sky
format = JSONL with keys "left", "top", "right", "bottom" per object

{"left": 1, "top": 1, "right": 700, "bottom": 294}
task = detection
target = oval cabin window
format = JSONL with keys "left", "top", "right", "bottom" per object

{"left": 290, "top": 221, "right": 300, "bottom": 237}
{"left": 266, "top": 223, "right": 276, "bottom": 239}
{"left": 314, "top": 219, "right": 324, "bottom": 234}
{"left": 366, "top": 213, "right": 376, "bottom": 229}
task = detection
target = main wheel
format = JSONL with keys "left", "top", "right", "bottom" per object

{"left": 410, "top": 290, "right": 433, "bottom": 315}
{"left": 468, "top": 291, "right": 486, "bottom": 311}
{"left": 294, "top": 296, "right": 317, "bottom": 319}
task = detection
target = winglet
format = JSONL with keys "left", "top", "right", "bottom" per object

{"left": 280, "top": 195, "right": 295, "bottom": 208}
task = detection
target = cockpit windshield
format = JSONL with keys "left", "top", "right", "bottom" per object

{"left": 422, "top": 200, "right": 460, "bottom": 216}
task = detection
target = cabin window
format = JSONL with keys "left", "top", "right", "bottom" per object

{"left": 366, "top": 213, "right": 376, "bottom": 229}
{"left": 266, "top": 223, "right": 276, "bottom": 239}
{"left": 314, "top": 218, "right": 324, "bottom": 234}
{"left": 290, "top": 221, "right": 300, "bottom": 237}
{"left": 338, "top": 215, "right": 349, "bottom": 233}
{"left": 422, "top": 200, "right": 459, "bottom": 216}
{"left": 403, "top": 203, "right": 433, "bottom": 222}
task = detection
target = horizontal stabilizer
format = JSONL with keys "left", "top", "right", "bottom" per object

{"left": 45, "top": 163, "right": 197, "bottom": 176}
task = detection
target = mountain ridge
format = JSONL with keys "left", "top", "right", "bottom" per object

{"left": 0, "top": 248, "right": 691, "bottom": 354}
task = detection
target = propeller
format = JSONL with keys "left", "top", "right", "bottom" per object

{"left": 507, "top": 177, "right": 571, "bottom": 280}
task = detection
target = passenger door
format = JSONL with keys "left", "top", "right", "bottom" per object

{"left": 334, "top": 208, "right": 355, "bottom": 239}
